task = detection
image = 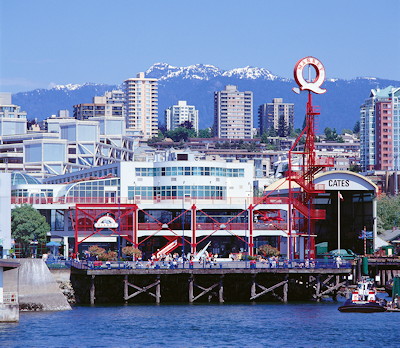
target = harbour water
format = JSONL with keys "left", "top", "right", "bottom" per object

{"left": 0, "top": 301, "right": 398, "bottom": 347}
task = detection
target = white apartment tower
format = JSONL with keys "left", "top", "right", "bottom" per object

{"left": 165, "top": 101, "right": 199, "bottom": 132}
{"left": 124, "top": 72, "right": 158, "bottom": 139}
{"left": 214, "top": 85, "right": 253, "bottom": 139}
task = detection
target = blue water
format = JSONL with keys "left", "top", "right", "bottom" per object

{"left": 0, "top": 301, "right": 398, "bottom": 347}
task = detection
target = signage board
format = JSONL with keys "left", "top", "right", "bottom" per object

{"left": 94, "top": 215, "right": 119, "bottom": 229}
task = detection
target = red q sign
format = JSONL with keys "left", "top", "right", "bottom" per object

{"left": 293, "top": 56, "right": 326, "bottom": 94}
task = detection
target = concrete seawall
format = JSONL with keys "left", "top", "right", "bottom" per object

{"left": 4, "top": 259, "right": 71, "bottom": 311}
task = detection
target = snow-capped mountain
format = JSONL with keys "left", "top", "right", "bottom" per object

{"left": 48, "top": 83, "right": 83, "bottom": 91}
{"left": 11, "top": 63, "right": 400, "bottom": 132}
{"left": 145, "top": 63, "right": 279, "bottom": 81}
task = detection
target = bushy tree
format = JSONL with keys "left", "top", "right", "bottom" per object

{"left": 257, "top": 244, "right": 280, "bottom": 257}
{"left": 165, "top": 127, "right": 196, "bottom": 142}
{"left": 277, "top": 115, "right": 289, "bottom": 137}
{"left": 198, "top": 128, "right": 212, "bottom": 138}
{"left": 122, "top": 246, "right": 142, "bottom": 260}
{"left": 11, "top": 204, "right": 50, "bottom": 256}
{"left": 88, "top": 245, "right": 106, "bottom": 258}
{"left": 88, "top": 245, "right": 118, "bottom": 261}
{"left": 377, "top": 194, "right": 400, "bottom": 230}
{"left": 353, "top": 121, "right": 360, "bottom": 134}
{"left": 179, "top": 120, "right": 193, "bottom": 130}
{"left": 267, "top": 126, "right": 277, "bottom": 137}
{"left": 147, "top": 129, "right": 165, "bottom": 146}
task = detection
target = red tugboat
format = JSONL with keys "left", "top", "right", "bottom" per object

{"left": 338, "top": 278, "right": 386, "bottom": 313}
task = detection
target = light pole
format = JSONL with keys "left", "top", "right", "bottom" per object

{"left": 182, "top": 181, "right": 185, "bottom": 262}
{"left": 30, "top": 238, "right": 38, "bottom": 258}
{"left": 245, "top": 200, "right": 248, "bottom": 268}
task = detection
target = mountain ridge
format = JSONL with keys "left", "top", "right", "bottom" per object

{"left": 11, "top": 63, "right": 400, "bottom": 132}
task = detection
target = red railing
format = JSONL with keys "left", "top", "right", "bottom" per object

{"left": 76, "top": 221, "right": 288, "bottom": 232}
{"left": 11, "top": 196, "right": 284, "bottom": 206}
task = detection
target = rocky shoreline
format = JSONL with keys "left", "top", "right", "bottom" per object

{"left": 58, "top": 280, "right": 76, "bottom": 305}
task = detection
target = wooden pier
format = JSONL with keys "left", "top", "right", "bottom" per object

{"left": 71, "top": 266, "right": 352, "bottom": 305}
{"left": 367, "top": 258, "right": 400, "bottom": 287}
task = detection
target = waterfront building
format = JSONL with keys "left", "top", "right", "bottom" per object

{"left": 73, "top": 90, "right": 124, "bottom": 120}
{"left": 258, "top": 98, "right": 294, "bottom": 137}
{"left": 0, "top": 93, "right": 27, "bottom": 136}
{"left": 8, "top": 161, "right": 378, "bottom": 258}
{"left": 11, "top": 153, "right": 258, "bottom": 257}
{"left": 0, "top": 116, "right": 135, "bottom": 179}
{"left": 360, "top": 86, "right": 400, "bottom": 171}
{"left": 214, "top": 85, "right": 253, "bottom": 139}
{"left": 124, "top": 73, "right": 158, "bottom": 140}
{"left": 165, "top": 101, "right": 199, "bottom": 132}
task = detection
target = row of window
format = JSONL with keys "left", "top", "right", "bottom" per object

{"left": 135, "top": 167, "right": 245, "bottom": 177}
{"left": 128, "top": 185, "right": 226, "bottom": 199}
{"left": 66, "top": 179, "right": 120, "bottom": 198}
{"left": 12, "top": 189, "right": 54, "bottom": 197}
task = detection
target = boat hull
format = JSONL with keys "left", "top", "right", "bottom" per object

{"left": 338, "top": 300, "right": 386, "bottom": 313}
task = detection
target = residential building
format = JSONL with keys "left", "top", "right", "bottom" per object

{"left": 73, "top": 90, "right": 124, "bottom": 120}
{"left": 214, "top": 85, "right": 253, "bottom": 139}
{"left": 124, "top": 73, "right": 158, "bottom": 140}
{"left": 0, "top": 93, "right": 27, "bottom": 136}
{"left": 258, "top": 98, "right": 294, "bottom": 137}
{"left": 165, "top": 101, "right": 199, "bottom": 132}
{"left": 57, "top": 110, "right": 70, "bottom": 118}
{"left": 360, "top": 86, "right": 400, "bottom": 171}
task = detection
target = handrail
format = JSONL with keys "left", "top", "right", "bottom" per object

{"left": 11, "top": 196, "right": 293, "bottom": 206}
{"left": 69, "top": 259, "right": 352, "bottom": 271}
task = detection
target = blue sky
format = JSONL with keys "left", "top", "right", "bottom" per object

{"left": 1, "top": 0, "right": 399, "bottom": 92}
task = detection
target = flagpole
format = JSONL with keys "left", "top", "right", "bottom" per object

{"left": 338, "top": 190, "right": 341, "bottom": 251}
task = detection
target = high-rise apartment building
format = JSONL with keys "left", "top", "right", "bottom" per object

{"left": 165, "top": 101, "right": 199, "bottom": 132}
{"left": 360, "top": 86, "right": 400, "bottom": 171}
{"left": 258, "top": 98, "right": 294, "bottom": 137}
{"left": 214, "top": 85, "right": 253, "bottom": 139}
{"left": 73, "top": 90, "right": 124, "bottom": 120}
{"left": 124, "top": 72, "right": 158, "bottom": 139}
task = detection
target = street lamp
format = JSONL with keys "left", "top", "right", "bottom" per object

{"left": 30, "top": 238, "right": 38, "bottom": 258}
{"left": 182, "top": 181, "right": 185, "bottom": 262}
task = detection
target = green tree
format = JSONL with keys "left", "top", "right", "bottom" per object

{"left": 198, "top": 128, "right": 212, "bottom": 138}
{"left": 349, "top": 164, "right": 362, "bottom": 173}
{"left": 324, "top": 127, "right": 340, "bottom": 141}
{"left": 260, "top": 132, "right": 269, "bottom": 144}
{"left": 165, "top": 127, "right": 196, "bottom": 142}
{"left": 377, "top": 195, "right": 400, "bottom": 230}
{"left": 180, "top": 120, "right": 194, "bottom": 130}
{"left": 277, "top": 115, "right": 289, "bottom": 137}
{"left": 353, "top": 121, "right": 360, "bottom": 134}
{"left": 147, "top": 130, "right": 165, "bottom": 145}
{"left": 267, "top": 126, "right": 277, "bottom": 137}
{"left": 11, "top": 204, "right": 50, "bottom": 256}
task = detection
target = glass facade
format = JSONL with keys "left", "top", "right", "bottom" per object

{"left": 25, "top": 143, "right": 43, "bottom": 162}
{"left": 65, "top": 178, "right": 120, "bottom": 198}
{"left": 135, "top": 166, "right": 244, "bottom": 177}
{"left": 128, "top": 185, "right": 225, "bottom": 200}
{"left": 43, "top": 143, "right": 66, "bottom": 162}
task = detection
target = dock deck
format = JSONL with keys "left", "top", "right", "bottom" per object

{"left": 70, "top": 260, "right": 352, "bottom": 305}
